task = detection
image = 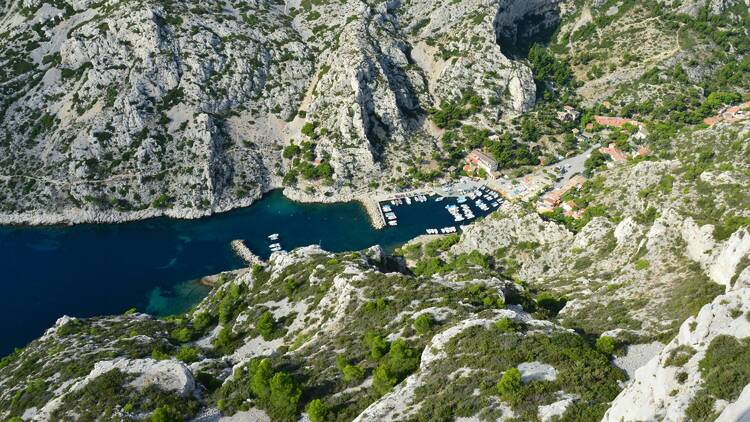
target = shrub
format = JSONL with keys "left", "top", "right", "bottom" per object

{"left": 192, "top": 312, "right": 214, "bottom": 334}
{"left": 268, "top": 372, "right": 302, "bottom": 419}
{"left": 496, "top": 368, "right": 522, "bottom": 403}
{"left": 151, "top": 194, "right": 172, "bottom": 209}
{"left": 413, "top": 257, "right": 444, "bottom": 276}
{"left": 494, "top": 318, "right": 521, "bottom": 333}
{"left": 536, "top": 292, "right": 567, "bottom": 318}
{"left": 247, "top": 359, "right": 301, "bottom": 419}
{"left": 282, "top": 144, "right": 300, "bottom": 159}
{"left": 151, "top": 349, "right": 170, "bottom": 360}
{"left": 698, "top": 335, "right": 750, "bottom": 401}
{"left": 595, "top": 336, "right": 616, "bottom": 356}
{"left": 685, "top": 389, "right": 718, "bottom": 422}
{"left": 342, "top": 364, "right": 365, "bottom": 382}
{"left": 57, "top": 319, "right": 84, "bottom": 336}
{"left": 176, "top": 347, "right": 199, "bottom": 363}
{"left": 212, "top": 326, "right": 240, "bottom": 354}
{"left": 337, "top": 355, "right": 365, "bottom": 382}
{"left": 413, "top": 314, "right": 434, "bottom": 335}
{"left": 306, "top": 399, "right": 329, "bottom": 422}
{"left": 365, "top": 332, "right": 389, "bottom": 360}
{"left": 676, "top": 371, "right": 688, "bottom": 384}
{"left": 634, "top": 259, "right": 650, "bottom": 270}
{"left": 256, "top": 311, "right": 277, "bottom": 340}
{"left": 249, "top": 359, "right": 274, "bottom": 400}
{"left": 150, "top": 406, "right": 181, "bottom": 422}
{"left": 170, "top": 327, "right": 192, "bottom": 343}
{"left": 301, "top": 122, "right": 317, "bottom": 138}
{"left": 218, "top": 283, "right": 245, "bottom": 325}
{"left": 0, "top": 348, "right": 21, "bottom": 369}
{"left": 372, "top": 339, "right": 420, "bottom": 395}
{"left": 664, "top": 345, "right": 696, "bottom": 367}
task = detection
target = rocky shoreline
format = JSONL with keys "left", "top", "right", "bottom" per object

{"left": 0, "top": 186, "right": 388, "bottom": 228}
{"left": 0, "top": 194, "right": 259, "bottom": 226}
{"left": 0, "top": 181, "right": 455, "bottom": 229}
{"left": 230, "top": 240, "right": 266, "bottom": 266}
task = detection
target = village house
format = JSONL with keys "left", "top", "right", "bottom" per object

{"left": 536, "top": 175, "right": 586, "bottom": 214}
{"left": 562, "top": 200, "right": 576, "bottom": 212}
{"left": 703, "top": 101, "right": 750, "bottom": 126}
{"left": 542, "top": 191, "right": 562, "bottom": 208}
{"left": 465, "top": 149, "right": 498, "bottom": 178}
{"left": 564, "top": 208, "right": 584, "bottom": 219}
{"left": 586, "top": 115, "right": 644, "bottom": 131}
{"left": 599, "top": 143, "right": 628, "bottom": 162}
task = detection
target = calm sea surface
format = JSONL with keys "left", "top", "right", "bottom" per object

{"left": 0, "top": 190, "right": 494, "bottom": 355}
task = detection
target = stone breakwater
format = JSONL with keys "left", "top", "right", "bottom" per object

{"left": 360, "top": 198, "right": 386, "bottom": 229}
{"left": 230, "top": 240, "right": 266, "bottom": 267}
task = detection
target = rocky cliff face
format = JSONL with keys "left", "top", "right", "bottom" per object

{"left": 0, "top": 0, "right": 548, "bottom": 223}
{"left": 603, "top": 273, "right": 750, "bottom": 421}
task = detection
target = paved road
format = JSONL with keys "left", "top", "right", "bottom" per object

{"left": 547, "top": 146, "right": 596, "bottom": 189}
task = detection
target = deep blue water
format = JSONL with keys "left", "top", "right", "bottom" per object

{"left": 0, "top": 190, "right": 493, "bottom": 356}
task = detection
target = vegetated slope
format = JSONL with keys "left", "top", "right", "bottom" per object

{"left": 452, "top": 120, "right": 750, "bottom": 342}
{"left": 2, "top": 0, "right": 750, "bottom": 420}
{"left": 0, "top": 246, "right": 626, "bottom": 421}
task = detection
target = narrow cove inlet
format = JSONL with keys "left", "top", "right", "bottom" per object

{"left": 0, "top": 189, "right": 495, "bottom": 355}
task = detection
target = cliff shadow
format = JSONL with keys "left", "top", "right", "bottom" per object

{"left": 494, "top": 1, "right": 562, "bottom": 59}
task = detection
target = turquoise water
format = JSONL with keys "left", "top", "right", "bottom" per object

{"left": 0, "top": 190, "right": 493, "bottom": 355}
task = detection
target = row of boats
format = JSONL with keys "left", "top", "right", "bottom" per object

{"left": 381, "top": 186, "right": 504, "bottom": 229}
{"left": 388, "top": 194, "right": 431, "bottom": 206}
{"left": 455, "top": 187, "right": 502, "bottom": 206}
{"left": 446, "top": 203, "right": 475, "bottom": 222}
{"left": 381, "top": 204, "right": 399, "bottom": 226}
{"left": 267, "top": 233, "right": 285, "bottom": 253}
{"left": 426, "top": 226, "right": 457, "bottom": 235}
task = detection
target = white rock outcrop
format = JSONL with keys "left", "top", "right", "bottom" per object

{"left": 603, "top": 286, "right": 750, "bottom": 421}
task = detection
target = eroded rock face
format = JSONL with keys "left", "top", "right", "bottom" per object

{"left": 494, "top": 0, "right": 561, "bottom": 55}
{"left": 1, "top": 0, "right": 549, "bottom": 223}
{"left": 603, "top": 286, "right": 750, "bottom": 421}
{"left": 1, "top": 0, "right": 311, "bottom": 222}
{"left": 89, "top": 358, "right": 195, "bottom": 396}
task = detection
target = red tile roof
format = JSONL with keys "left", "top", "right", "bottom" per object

{"left": 599, "top": 143, "right": 627, "bottom": 162}
{"left": 594, "top": 116, "right": 642, "bottom": 128}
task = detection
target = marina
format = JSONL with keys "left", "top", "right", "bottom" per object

{"left": 375, "top": 184, "right": 500, "bottom": 235}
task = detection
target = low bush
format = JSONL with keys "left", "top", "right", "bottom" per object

{"left": 496, "top": 368, "right": 522, "bottom": 404}
{"left": 413, "top": 314, "right": 435, "bottom": 335}
{"left": 372, "top": 339, "right": 420, "bottom": 395}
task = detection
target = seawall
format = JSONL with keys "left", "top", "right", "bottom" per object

{"left": 230, "top": 240, "right": 266, "bottom": 266}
